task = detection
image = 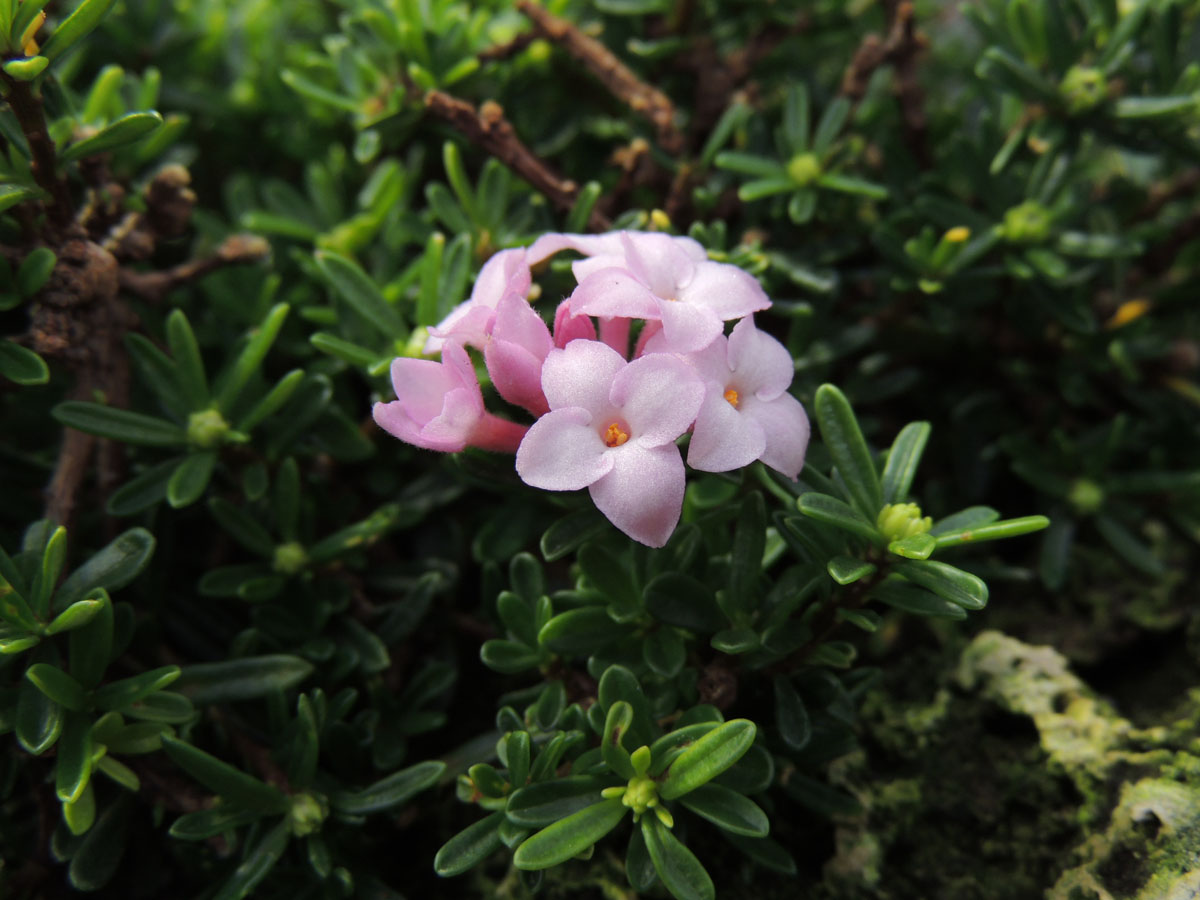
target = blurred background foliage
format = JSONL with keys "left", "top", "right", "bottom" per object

{"left": 0, "top": 0, "right": 1198, "bottom": 897}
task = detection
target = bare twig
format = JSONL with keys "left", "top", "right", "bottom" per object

{"left": 1, "top": 72, "right": 74, "bottom": 231}
{"left": 840, "top": 1, "right": 931, "bottom": 168}
{"left": 118, "top": 233, "right": 270, "bottom": 303}
{"left": 424, "top": 90, "right": 610, "bottom": 231}
{"left": 516, "top": 0, "right": 683, "bottom": 155}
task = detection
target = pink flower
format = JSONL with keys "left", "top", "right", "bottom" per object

{"left": 424, "top": 248, "right": 531, "bottom": 354}
{"left": 552, "top": 300, "right": 596, "bottom": 348}
{"left": 373, "top": 342, "right": 528, "bottom": 453}
{"left": 646, "top": 316, "right": 809, "bottom": 478}
{"left": 567, "top": 233, "right": 770, "bottom": 353}
{"left": 484, "top": 291, "right": 554, "bottom": 416}
{"left": 516, "top": 340, "right": 704, "bottom": 547}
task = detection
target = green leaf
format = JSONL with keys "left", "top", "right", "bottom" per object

{"left": 714, "top": 151, "right": 786, "bottom": 178}
{"left": 827, "top": 556, "right": 876, "bottom": 585}
{"left": 434, "top": 811, "right": 505, "bottom": 877}
{"left": 644, "top": 628, "right": 685, "bottom": 678}
{"left": 175, "top": 655, "right": 313, "bottom": 704}
{"left": 16, "top": 674, "right": 63, "bottom": 753}
{"left": 710, "top": 627, "right": 759, "bottom": 654}
{"left": 932, "top": 515, "right": 1050, "bottom": 548}
{"left": 781, "top": 772, "right": 861, "bottom": 818}
{"left": 314, "top": 251, "right": 406, "bottom": 341}
{"left": 166, "top": 451, "right": 217, "bottom": 509}
{"left": 813, "top": 385, "right": 882, "bottom": 518}
{"left": 45, "top": 596, "right": 105, "bottom": 635}
{"left": 626, "top": 824, "right": 657, "bottom": 891}
{"left": 27, "top": 663, "right": 87, "bottom": 711}
{"left": 208, "top": 498, "right": 275, "bottom": 557}
{"left": 812, "top": 96, "right": 851, "bottom": 154}
{"left": 60, "top": 111, "right": 163, "bottom": 162}
{"left": 892, "top": 560, "right": 988, "bottom": 610}
{"left": 540, "top": 508, "right": 608, "bottom": 562}
{"left": 331, "top": 760, "right": 445, "bottom": 814}
{"left": 63, "top": 781, "right": 96, "bottom": 835}
{"left": 214, "top": 303, "right": 290, "bottom": 415}
{"left": 35, "top": 525, "right": 67, "bottom": 616}
{"left": 640, "top": 816, "right": 715, "bottom": 900}
{"left": 538, "top": 607, "right": 628, "bottom": 654}
{"left": 722, "top": 831, "right": 796, "bottom": 874}
{"left": 68, "top": 590, "right": 112, "bottom": 688}
{"left": 816, "top": 173, "right": 888, "bottom": 200}
{"left": 67, "top": 794, "right": 131, "bottom": 890}
{"left": 506, "top": 776, "right": 614, "bottom": 827}
{"left": 39, "top": 0, "right": 117, "bottom": 62}
{"left": 0, "top": 339, "right": 49, "bottom": 384}
{"left": 211, "top": 820, "right": 290, "bottom": 900}
{"left": 579, "top": 543, "right": 638, "bottom": 609}
{"left": 602, "top": 701, "right": 635, "bottom": 779}
{"left": 871, "top": 579, "right": 967, "bottom": 620}
{"left": 880, "top": 422, "right": 930, "bottom": 504}
{"left": 1095, "top": 514, "right": 1165, "bottom": 578}
{"left": 929, "top": 506, "right": 999, "bottom": 536}
{"left": 513, "top": 798, "right": 626, "bottom": 870}
{"left": 123, "top": 691, "right": 193, "bottom": 723}
{"left": 480, "top": 639, "right": 542, "bottom": 674}
{"left": 165, "top": 309, "right": 208, "bottom": 409}
{"left": 56, "top": 527, "right": 154, "bottom": 610}
{"left": 0, "top": 184, "right": 43, "bottom": 214}
{"left": 3, "top": 54, "right": 48, "bottom": 80}
{"left": 660, "top": 720, "right": 756, "bottom": 800}
{"left": 106, "top": 457, "right": 180, "bottom": 516}
{"left": 160, "top": 735, "right": 289, "bottom": 812}
{"left": 52, "top": 401, "right": 187, "bottom": 448}
{"left": 1112, "top": 95, "right": 1198, "bottom": 119}
{"left": 729, "top": 491, "right": 766, "bottom": 615}
{"left": 168, "top": 806, "right": 262, "bottom": 840}
{"left": 565, "top": 181, "right": 602, "bottom": 233}
{"left": 309, "top": 331, "right": 379, "bottom": 368}
{"left": 773, "top": 676, "right": 811, "bottom": 750}
{"left": 94, "top": 665, "right": 180, "bottom": 711}
{"left": 796, "top": 492, "right": 880, "bottom": 543}
{"left": 887, "top": 532, "right": 936, "bottom": 560}
{"left": 679, "top": 783, "right": 769, "bottom": 837}
{"left": 55, "top": 711, "right": 93, "bottom": 802}
{"left": 643, "top": 573, "right": 726, "bottom": 632}
{"left": 95, "top": 756, "right": 139, "bottom": 792}
{"left": 506, "top": 730, "right": 531, "bottom": 790}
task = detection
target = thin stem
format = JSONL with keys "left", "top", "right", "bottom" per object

{"left": 1, "top": 72, "right": 73, "bottom": 230}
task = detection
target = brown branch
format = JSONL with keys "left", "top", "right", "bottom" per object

{"left": 1, "top": 72, "right": 73, "bottom": 231}
{"left": 424, "top": 90, "right": 610, "bottom": 231}
{"left": 840, "top": 0, "right": 931, "bottom": 168}
{"left": 118, "top": 233, "right": 270, "bottom": 303}
{"left": 516, "top": 0, "right": 683, "bottom": 155}
{"left": 45, "top": 402, "right": 96, "bottom": 529}
{"left": 477, "top": 29, "right": 538, "bottom": 63}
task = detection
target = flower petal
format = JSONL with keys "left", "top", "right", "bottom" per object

{"left": 620, "top": 232, "right": 696, "bottom": 299}
{"left": 570, "top": 268, "right": 661, "bottom": 320}
{"left": 491, "top": 291, "right": 553, "bottom": 359}
{"left": 743, "top": 392, "right": 811, "bottom": 480}
{"left": 541, "top": 339, "right": 627, "bottom": 414}
{"left": 727, "top": 316, "right": 795, "bottom": 400}
{"left": 610, "top": 353, "right": 704, "bottom": 447}
{"left": 589, "top": 442, "right": 686, "bottom": 547}
{"left": 656, "top": 295, "right": 724, "bottom": 354}
{"left": 485, "top": 339, "right": 550, "bottom": 416}
{"left": 424, "top": 303, "right": 496, "bottom": 354}
{"left": 678, "top": 260, "right": 770, "bottom": 321}
{"left": 553, "top": 300, "right": 596, "bottom": 348}
{"left": 516, "top": 407, "right": 613, "bottom": 491}
{"left": 687, "top": 388, "right": 766, "bottom": 472}
{"left": 372, "top": 400, "right": 465, "bottom": 452}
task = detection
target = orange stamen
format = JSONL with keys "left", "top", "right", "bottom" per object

{"left": 724, "top": 388, "right": 740, "bottom": 409}
{"left": 604, "top": 423, "right": 629, "bottom": 447}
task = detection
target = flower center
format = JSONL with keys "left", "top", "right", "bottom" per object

{"left": 604, "top": 422, "right": 630, "bottom": 447}
{"left": 724, "top": 388, "right": 740, "bottom": 409}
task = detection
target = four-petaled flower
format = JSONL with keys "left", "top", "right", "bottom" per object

{"left": 516, "top": 340, "right": 704, "bottom": 547}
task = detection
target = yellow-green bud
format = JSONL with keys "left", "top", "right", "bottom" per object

{"left": 289, "top": 792, "right": 328, "bottom": 837}
{"left": 1060, "top": 65, "right": 1107, "bottom": 115}
{"left": 877, "top": 503, "right": 933, "bottom": 541}
{"left": 1001, "top": 201, "right": 1052, "bottom": 244}
{"left": 273, "top": 542, "right": 309, "bottom": 575}
{"left": 403, "top": 327, "right": 432, "bottom": 359}
{"left": 787, "top": 152, "right": 822, "bottom": 187}
{"left": 186, "top": 408, "right": 230, "bottom": 449}
{"left": 1068, "top": 478, "right": 1104, "bottom": 515}
{"left": 622, "top": 774, "right": 660, "bottom": 817}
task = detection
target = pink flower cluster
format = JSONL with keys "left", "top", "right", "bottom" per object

{"left": 373, "top": 231, "right": 810, "bottom": 547}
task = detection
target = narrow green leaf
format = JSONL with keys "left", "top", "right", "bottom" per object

{"left": 813, "top": 385, "right": 882, "bottom": 518}
{"left": 881, "top": 422, "right": 930, "bottom": 504}
{"left": 207, "top": 498, "right": 275, "bottom": 557}
{"left": 661, "top": 720, "right": 756, "bottom": 800}
{"left": 52, "top": 402, "right": 187, "bottom": 447}
{"left": 160, "top": 735, "right": 288, "bottom": 812}
{"left": 643, "top": 628, "right": 685, "bottom": 678}
{"left": 175, "top": 655, "right": 313, "bottom": 704}
{"left": 310, "top": 331, "right": 379, "bottom": 367}
{"left": 565, "top": 181, "right": 602, "bottom": 233}
{"left": 165, "top": 310, "right": 208, "bottom": 409}
{"left": 95, "top": 756, "right": 140, "bottom": 792}
{"left": 626, "top": 824, "right": 657, "bottom": 891}
{"left": 0, "top": 339, "right": 49, "bottom": 384}
{"left": 68, "top": 589, "right": 112, "bottom": 688}
{"left": 123, "top": 691, "right": 193, "bottom": 723}
{"left": 211, "top": 820, "right": 290, "bottom": 900}
{"left": 679, "top": 783, "right": 769, "bottom": 837}
{"left": 45, "top": 597, "right": 105, "bottom": 635}
{"left": 169, "top": 806, "right": 263, "bottom": 840}
{"left": 812, "top": 96, "right": 851, "bottom": 154}
{"left": 729, "top": 492, "right": 766, "bottom": 615}
{"left": 871, "top": 579, "right": 967, "bottom": 620}
{"left": 643, "top": 572, "right": 726, "bottom": 633}
{"left": 39, "top": 0, "right": 117, "bottom": 62}
{"left": 602, "top": 701, "right": 635, "bottom": 779}
{"left": 3, "top": 54, "right": 48, "bottom": 80}
{"left": 214, "top": 303, "right": 290, "bottom": 415}
{"left": 722, "top": 831, "right": 796, "bottom": 874}
{"left": 1112, "top": 95, "right": 1198, "bottom": 119}
{"left": 60, "top": 111, "right": 163, "bottom": 162}
{"left": 68, "top": 795, "right": 131, "bottom": 890}
{"left": 331, "top": 760, "right": 445, "bottom": 814}
{"left": 480, "top": 639, "right": 541, "bottom": 674}
{"left": 932, "top": 515, "right": 1050, "bottom": 548}
{"left": 166, "top": 451, "right": 217, "bottom": 509}
{"left": 94, "top": 665, "right": 180, "bottom": 711}
{"left": 55, "top": 711, "right": 93, "bottom": 802}
{"left": 434, "top": 811, "right": 505, "bottom": 877}
{"left": 929, "top": 506, "right": 999, "bottom": 536}
{"left": 237, "top": 368, "right": 305, "bottom": 433}
{"left": 62, "top": 780, "right": 96, "bottom": 835}
{"left": 27, "top": 663, "right": 87, "bottom": 711}
{"left": 816, "top": 173, "right": 888, "bottom": 200}
{"left": 106, "top": 459, "right": 179, "bottom": 515}
{"left": 1095, "top": 514, "right": 1165, "bottom": 577}
{"left": 0, "top": 184, "right": 43, "bottom": 214}
{"left": 314, "top": 251, "right": 405, "bottom": 340}
{"left": 826, "top": 556, "right": 875, "bottom": 585}
{"left": 16, "top": 674, "right": 63, "bottom": 753}
{"left": 714, "top": 151, "right": 786, "bottom": 178}
{"left": 796, "top": 492, "right": 880, "bottom": 543}
{"left": 513, "top": 798, "right": 626, "bottom": 870}
{"left": 538, "top": 607, "right": 628, "bottom": 654}
{"left": 773, "top": 676, "right": 811, "bottom": 750}
{"left": 540, "top": 508, "right": 608, "bottom": 561}
{"left": 892, "top": 560, "right": 988, "bottom": 610}
{"left": 640, "top": 816, "right": 715, "bottom": 900}
{"left": 887, "top": 532, "right": 936, "bottom": 559}
{"left": 506, "top": 775, "right": 617, "bottom": 828}
{"left": 35, "top": 525, "right": 67, "bottom": 616}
